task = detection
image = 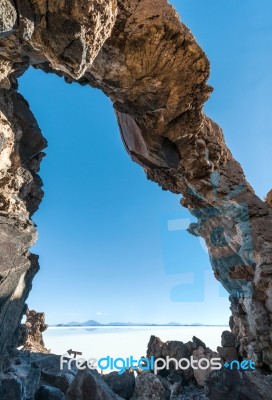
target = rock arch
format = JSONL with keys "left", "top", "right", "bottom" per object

{"left": 0, "top": 0, "right": 272, "bottom": 369}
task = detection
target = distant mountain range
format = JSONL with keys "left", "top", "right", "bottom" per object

{"left": 55, "top": 320, "right": 227, "bottom": 327}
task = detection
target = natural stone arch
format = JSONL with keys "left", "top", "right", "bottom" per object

{"left": 0, "top": 0, "right": 272, "bottom": 370}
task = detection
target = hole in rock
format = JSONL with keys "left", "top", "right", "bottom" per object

{"left": 18, "top": 67, "right": 229, "bottom": 357}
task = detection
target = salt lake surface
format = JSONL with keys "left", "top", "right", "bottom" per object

{"left": 44, "top": 325, "right": 228, "bottom": 361}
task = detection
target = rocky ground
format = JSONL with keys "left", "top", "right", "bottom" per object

{"left": 0, "top": 320, "right": 271, "bottom": 400}
{"left": 1, "top": 350, "right": 271, "bottom": 400}
{"left": 0, "top": 341, "right": 207, "bottom": 400}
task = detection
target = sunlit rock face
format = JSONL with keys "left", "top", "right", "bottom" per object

{"left": 0, "top": 0, "right": 272, "bottom": 372}
{"left": 20, "top": 309, "right": 50, "bottom": 353}
{"left": 0, "top": 0, "right": 117, "bottom": 79}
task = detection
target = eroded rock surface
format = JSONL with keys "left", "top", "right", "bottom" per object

{"left": 0, "top": 0, "right": 271, "bottom": 380}
{"left": 132, "top": 371, "right": 169, "bottom": 400}
{"left": 147, "top": 335, "right": 221, "bottom": 389}
{"left": 0, "top": 86, "right": 46, "bottom": 355}
{"left": 216, "top": 330, "right": 238, "bottom": 364}
{"left": 21, "top": 309, "right": 50, "bottom": 353}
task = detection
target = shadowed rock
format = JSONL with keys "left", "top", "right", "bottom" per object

{"left": 66, "top": 368, "right": 118, "bottom": 400}
{"left": 35, "top": 385, "right": 64, "bottom": 400}
{"left": 205, "top": 369, "right": 263, "bottom": 400}
{"left": 217, "top": 331, "right": 238, "bottom": 363}
{"left": 103, "top": 370, "right": 135, "bottom": 399}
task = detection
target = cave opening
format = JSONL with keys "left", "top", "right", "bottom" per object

{"left": 0, "top": 0, "right": 271, "bottom": 378}
{"left": 17, "top": 67, "right": 230, "bottom": 340}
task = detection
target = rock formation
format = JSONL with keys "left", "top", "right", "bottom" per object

{"left": 0, "top": 86, "right": 46, "bottom": 355}
{"left": 145, "top": 335, "right": 272, "bottom": 400}
{"left": 216, "top": 330, "right": 238, "bottom": 363}
{"left": 0, "top": 0, "right": 272, "bottom": 378}
{"left": 1, "top": 333, "right": 272, "bottom": 399}
{"left": 21, "top": 309, "right": 50, "bottom": 353}
{"left": 0, "top": 352, "right": 77, "bottom": 400}
{"left": 103, "top": 370, "right": 135, "bottom": 399}
{"left": 147, "top": 335, "right": 221, "bottom": 389}
{"left": 0, "top": 335, "right": 209, "bottom": 400}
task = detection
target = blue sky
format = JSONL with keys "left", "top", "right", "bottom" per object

{"left": 19, "top": 0, "right": 272, "bottom": 325}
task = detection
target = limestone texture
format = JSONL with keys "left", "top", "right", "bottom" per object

{"left": 0, "top": 0, "right": 271, "bottom": 387}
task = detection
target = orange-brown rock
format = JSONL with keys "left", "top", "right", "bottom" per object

{"left": 22, "top": 309, "right": 50, "bottom": 353}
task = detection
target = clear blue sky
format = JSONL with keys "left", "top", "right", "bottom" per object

{"left": 19, "top": 0, "right": 272, "bottom": 325}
